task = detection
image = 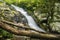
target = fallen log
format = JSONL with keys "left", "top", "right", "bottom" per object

{"left": 0, "top": 21, "right": 60, "bottom": 39}
{"left": 0, "top": 19, "right": 46, "bottom": 33}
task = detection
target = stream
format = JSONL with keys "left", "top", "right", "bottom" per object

{"left": 11, "top": 4, "right": 46, "bottom": 32}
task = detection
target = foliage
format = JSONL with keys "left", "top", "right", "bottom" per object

{"left": 0, "top": 28, "right": 13, "bottom": 38}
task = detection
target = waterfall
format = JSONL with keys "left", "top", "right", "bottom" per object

{"left": 11, "top": 4, "right": 46, "bottom": 32}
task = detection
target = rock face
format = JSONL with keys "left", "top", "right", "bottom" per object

{"left": 0, "top": 2, "right": 28, "bottom": 26}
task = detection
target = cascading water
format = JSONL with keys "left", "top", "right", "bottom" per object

{"left": 11, "top": 4, "right": 46, "bottom": 32}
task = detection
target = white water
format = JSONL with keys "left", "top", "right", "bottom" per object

{"left": 11, "top": 5, "right": 46, "bottom": 32}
